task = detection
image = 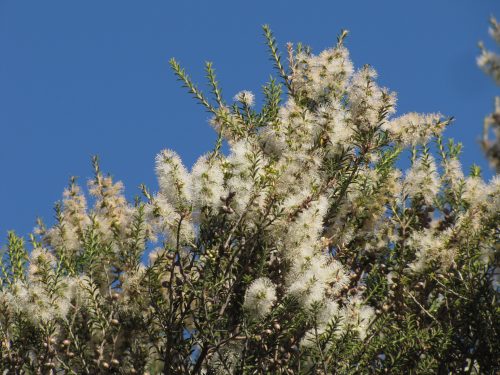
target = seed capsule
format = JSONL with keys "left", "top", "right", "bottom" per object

{"left": 221, "top": 205, "right": 234, "bottom": 214}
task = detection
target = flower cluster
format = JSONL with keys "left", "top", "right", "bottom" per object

{"left": 0, "top": 25, "right": 499, "bottom": 374}
{"left": 478, "top": 17, "right": 500, "bottom": 85}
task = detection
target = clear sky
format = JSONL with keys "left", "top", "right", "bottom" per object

{"left": 0, "top": 0, "right": 499, "bottom": 239}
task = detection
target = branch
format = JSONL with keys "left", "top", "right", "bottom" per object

{"left": 170, "top": 58, "right": 217, "bottom": 114}
{"left": 262, "top": 25, "right": 293, "bottom": 93}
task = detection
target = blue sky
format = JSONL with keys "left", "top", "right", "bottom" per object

{"left": 0, "top": 0, "right": 498, "bottom": 238}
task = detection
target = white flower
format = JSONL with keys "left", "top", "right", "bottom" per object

{"left": 444, "top": 158, "right": 464, "bottom": 184}
{"left": 293, "top": 46, "right": 354, "bottom": 101}
{"left": 462, "top": 176, "right": 488, "bottom": 208}
{"left": 404, "top": 156, "right": 440, "bottom": 204}
{"left": 146, "top": 194, "right": 195, "bottom": 247}
{"left": 190, "top": 154, "right": 224, "bottom": 210}
{"left": 155, "top": 149, "right": 192, "bottom": 208}
{"left": 233, "top": 90, "right": 255, "bottom": 106}
{"left": 477, "top": 50, "right": 500, "bottom": 85}
{"left": 28, "top": 247, "right": 56, "bottom": 280}
{"left": 313, "top": 102, "right": 353, "bottom": 151}
{"left": 282, "top": 195, "right": 329, "bottom": 251}
{"left": 316, "top": 300, "right": 340, "bottom": 327}
{"left": 348, "top": 66, "right": 394, "bottom": 128}
{"left": 408, "top": 227, "right": 456, "bottom": 273}
{"left": 225, "top": 140, "right": 268, "bottom": 214}
{"left": 339, "top": 296, "right": 375, "bottom": 340}
{"left": 383, "top": 112, "right": 445, "bottom": 146}
{"left": 287, "top": 270, "right": 326, "bottom": 308}
{"left": 243, "top": 277, "right": 277, "bottom": 318}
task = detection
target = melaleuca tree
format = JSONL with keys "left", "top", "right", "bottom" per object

{"left": 0, "top": 26, "right": 499, "bottom": 374}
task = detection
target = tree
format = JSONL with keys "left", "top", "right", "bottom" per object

{"left": 0, "top": 26, "right": 498, "bottom": 374}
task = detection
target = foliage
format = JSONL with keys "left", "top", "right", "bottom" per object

{"left": 0, "top": 25, "right": 499, "bottom": 374}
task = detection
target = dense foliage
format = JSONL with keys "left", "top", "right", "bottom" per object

{"left": 0, "top": 25, "right": 498, "bottom": 374}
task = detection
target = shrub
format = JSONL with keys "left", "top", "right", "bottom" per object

{"left": 1, "top": 26, "right": 498, "bottom": 374}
